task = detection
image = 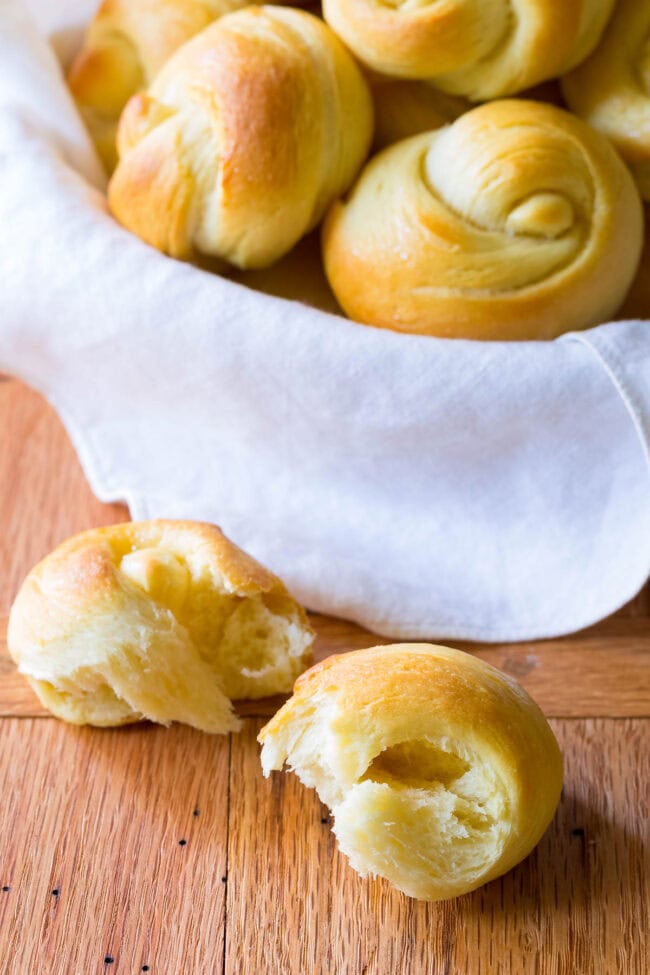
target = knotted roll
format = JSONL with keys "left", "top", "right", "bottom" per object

{"left": 563, "top": 0, "right": 650, "bottom": 202}
{"left": 68, "top": 0, "right": 251, "bottom": 172}
{"left": 8, "top": 521, "right": 314, "bottom": 733}
{"left": 322, "top": 0, "right": 614, "bottom": 100}
{"left": 323, "top": 100, "right": 644, "bottom": 341}
{"left": 108, "top": 7, "right": 373, "bottom": 269}
{"left": 259, "top": 644, "right": 563, "bottom": 901}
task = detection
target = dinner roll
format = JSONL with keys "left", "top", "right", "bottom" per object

{"left": 8, "top": 521, "right": 313, "bottom": 733}
{"left": 67, "top": 0, "right": 251, "bottom": 172}
{"left": 323, "top": 100, "right": 644, "bottom": 341}
{"left": 322, "top": 0, "right": 615, "bottom": 100}
{"left": 259, "top": 644, "right": 563, "bottom": 901}
{"left": 563, "top": 0, "right": 650, "bottom": 201}
{"left": 370, "top": 79, "right": 469, "bottom": 150}
{"left": 108, "top": 7, "right": 373, "bottom": 269}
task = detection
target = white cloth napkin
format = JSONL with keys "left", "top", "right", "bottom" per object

{"left": 1, "top": 0, "right": 649, "bottom": 641}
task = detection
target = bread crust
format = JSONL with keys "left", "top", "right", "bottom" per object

{"left": 563, "top": 0, "right": 650, "bottom": 201}
{"left": 8, "top": 520, "right": 314, "bottom": 732}
{"left": 322, "top": 99, "right": 643, "bottom": 340}
{"left": 259, "top": 643, "right": 563, "bottom": 901}
{"left": 67, "top": 0, "right": 252, "bottom": 171}
{"left": 322, "top": 0, "right": 615, "bottom": 101}
{"left": 107, "top": 7, "right": 373, "bottom": 269}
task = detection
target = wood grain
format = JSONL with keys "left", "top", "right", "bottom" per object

{"left": 2, "top": 614, "right": 650, "bottom": 719}
{"left": 0, "top": 719, "right": 229, "bottom": 975}
{"left": 1, "top": 376, "right": 650, "bottom": 974}
{"left": 0, "top": 380, "right": 127, "bottom": 615}
{"left": 227, "top": 718, "right": 649, "bottom": 975}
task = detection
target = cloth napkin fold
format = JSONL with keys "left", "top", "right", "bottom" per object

{"left": 1, "top": 0, "right": 649, "bottom": 641}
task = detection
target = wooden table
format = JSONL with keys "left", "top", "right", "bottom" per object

{"left": 1, "top": 376, "right": 648, "bottom": 974}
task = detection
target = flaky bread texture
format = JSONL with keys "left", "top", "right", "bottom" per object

{"left": 323, "top": 100, "right": 644, "bottom": 341}
{"left": 259, "top": 644, "right": 562, "bottom": 901}
{"left": 67, "top": 0, "right": 252, "bottom": 172}
{"left": 322, "top": 0, "right": 614, "bottom": 101}
{"left": 563, "top": 0, "right": 650, "bottom": 201}
{"left": 108, "top": 7, "right": 373, "bottom": 269}
{"left": 8, "top": 520, "right": 313, "bottom": 733}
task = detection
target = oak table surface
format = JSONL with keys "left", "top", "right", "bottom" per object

{"left": 0, "top": 377, "right": 648, "bottom": 975}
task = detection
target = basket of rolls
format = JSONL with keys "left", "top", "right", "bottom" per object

{"left": 1, "top": 0, "right": 650, "bottom": 642}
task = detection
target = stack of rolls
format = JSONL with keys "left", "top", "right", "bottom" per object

{"left": 69, "top": 0, "right": 649, "bottom": 336}
{"left": 51, "top": 0, "right": 644, "bottom": 901}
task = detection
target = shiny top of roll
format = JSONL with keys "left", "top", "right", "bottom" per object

{"left": 323, "top": 99, "right": 644, "bottom": 341}
{"left": 68, "top": 0, "right": 249, "bottom": 171}
{"left": 107, "top": 6, "right": 373, "bottom": 269}
{"left": 322, "top": 0, "right": 615, "bottom": 100}
{"left": 259, "top": 643, "right": 563, "bottom": 901}
{"left": 8, "top": 520, "right": 313, "bottom": 733}
{"left": 563, "top": 0, "right": 650, "bottom": 201}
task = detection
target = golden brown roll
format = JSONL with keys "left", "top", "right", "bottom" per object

{"left": 68, "top": 0, "right": 252, "bottom": 172}
{"left": 8, "top": 521, "right": 313, "bottom": 733}
{"left": 563, "top": 0, "right": 650, "bottom": 202}
{"left": 322, "top": 0, "right": 615, "bottom": 101}
{"left": 107, "top": 6, "right": 373, "bottom": 269}
{"left": 370, "top": 78, "right": 469, "bottom": 151}
{"left": 323, "top": 100, "right": 644, "bottom": 341}
{"left": 259, "top": 644, "right": 563, "bottom": 901}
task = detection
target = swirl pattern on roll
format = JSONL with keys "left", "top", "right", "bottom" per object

{"left": 108, "top": 7, "right": 373, "bottom": 269}
{"left": 323, "top": 100, "right": 644, "bottom": 341}
{"left": 563, "top": 0, "right": 650, "bottom": 201}
{"left": 322, "top": 0, "right": 615, "bottom": 100}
